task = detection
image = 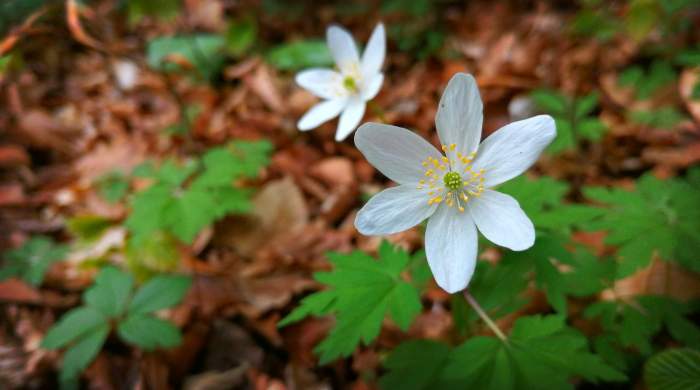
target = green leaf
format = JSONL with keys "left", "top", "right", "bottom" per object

{"left": 498, "top": 176, "right": 604, "bottom": 234}
{"left": 42, "top": 306, "right": 107, "bottom": 350}
{"left": 83, "top": 267, "right": 134, "bottom": 318}
{"left": 624, "top": 0, "right": 659, "bottom": 41}
{"left": 117, "top": 314, "right": 182, "bottom": 350}
{"left": 530, "top": 89, "right": 568, "bottom": 115}
{"left": 2, "top": 236, "right": 68, "bottom": 286}
{"left": 126, "top": 142, "right": 270, "bottom": 245}
{"left": 66, "top": 215, "right": 114, "bottom": 242}
{"left": 645, "top": 348, "right": 700, "bottom": 390}
{"left": 266, "top": 40, "right": 333, "bottom": 70}
{"left": 226, "top": 16, "right": 257, "bottom": 57}
{"left": 147, "top": 34, "right": 226, "bottom": 80}
{"left": 125, "top": 231, "right": 180, "bottom": 275}
{"left": 582, "top": 173, "right": 700, "bottom": 276}
{"left": 629, "top": 106, "right": 686, "bottom": 129}
{"left": 59, "top": 323, "right": 109, "bottom": 383}
{"left": 96, "top": 171, "right": 129, "bottom": 203}
{"left": 585, "top": 296, "right": 700, "bottom": 356}
{"left": 128, "top": 274, "right": 191, "bottom": 314}
{"left": 279, "top": 242, "right": 422, "bottom": 364}
{"left": 380, "top": 315, "right": 626, "bottom": 390}
{"left": 619, "top": 61, "right": 677, "bottom": 100}
{"left": 127, "top": 0, "right": 180, "bottom": 24}
{"left": 574, "top": 92, "right": 599, "bottom": 118}
{"left": 530, "top": 89, "right": 606, "bottom": 153}
{"left": 379, "top": 340, "right": 453, "bottom": 390}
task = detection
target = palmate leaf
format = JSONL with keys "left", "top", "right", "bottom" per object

{"left": 530, "top": 89, "right": 607, "bottom": 153}
{"left": 644, "top": 348, "right": 700, "bottom": 390}
{"left": 380, "top": 315, "right": 625, "bottom": 390}
{"left": 585, "top": 296, "right": 700, "bottom": 358}
{"left": 42, "top": 267, "right": 192, "bottom": 383}
{"left": 83, "top": 267, "right": 134, "bottom": 318}
{"left": 279, "top": 242, "right": 423, "bottom": 364}
{"left": 128, "top": 274, "right": 192, "bottom": 314}
{"left": 498, "top": 175, "right": 605, "bottom": 235}
{"left": 126, "top": 141, "right": 271, "bottom": 245}
{"left": 582, "top": 171, "right": 700, "bottom": 276}
{"left": 117, "top": 314, "right": 182, "bottom": 350}
{"left": 1, "top": 236, "right": 69, "bottom": 286}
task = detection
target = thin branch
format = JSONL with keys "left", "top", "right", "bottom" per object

{"left": 462, "top": 289, "right": 507, "bottom": 341}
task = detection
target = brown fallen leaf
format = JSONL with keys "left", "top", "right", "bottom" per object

{"left": 679, "top": 67, "right": 700, "bottom": 124}
{"left": 219, "top": 177, "right": 308, "bottom": 257}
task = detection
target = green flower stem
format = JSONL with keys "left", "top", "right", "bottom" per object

{"left": 463, "top": 289, "right": 507, "bottom": 341}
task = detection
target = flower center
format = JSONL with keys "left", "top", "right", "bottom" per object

{"left": 443, "top": 172, "right": 462, "bottom": 190}
{"left": 343, "top": 76, "right": 358, "bottom": 92}
{"left": 417, "top": 144, "right": 485, "bottom": 213}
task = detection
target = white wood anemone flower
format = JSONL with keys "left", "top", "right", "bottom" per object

{"left": 354, "top": 73, "right": 556, "bottom": 293}
{"left": 296, "top": 23, "right": 385, "bottom": 141}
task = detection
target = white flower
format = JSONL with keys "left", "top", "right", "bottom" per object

{"left": 354, "top": 73, "right": 556, "bottom": 293}
{"left": 296, "top": 23, "right": 385, "bottom": 141}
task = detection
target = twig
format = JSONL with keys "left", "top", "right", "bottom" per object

{"left": 0, "top": 6, "right": 48, "bottom": 56}
{"left": 462, "top": 289, "right": 507, "bottom": 341}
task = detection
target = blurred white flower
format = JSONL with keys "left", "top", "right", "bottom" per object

{"left": 354, "top": 73, "right": 556, "bottom": 293}
{"left": 296, "top": 23, "right": 385, "bottom": 141}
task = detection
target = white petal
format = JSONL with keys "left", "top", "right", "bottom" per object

{"left": 295, "top": 68, "right": 344, "bottom": 100}
{"left": 355, "top": 185, "right": 437, "bottom": 235}
{"left": 297, "top": 99, "right": 346, "bottom": 131}
{"left": 327, "top": 25, "right": 360, "bottom": 73}
{"left": 425, "top": 204, "right": 478, "bottom": 293}
{"left": 472, "top": 115, "right": 556, "bottom": 187}
{"left": 354, "top": 123, "right": 443, "bottom": 185}
{"left": 468, "top": 190, "right": 534, "bottom": 251}
{"left": 335, "top": 98, "right": 366, "bottom": 141}
{"left": 435, "top": 73, "right": 483, "bottom": 158}
{"left": 361, "top": 23, "right": 385, "bottom": 78}
{"left": 361, "top": 73, "right": 383, "bottom": 101}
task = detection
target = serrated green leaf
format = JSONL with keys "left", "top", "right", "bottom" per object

{"left": 379, "top": 340, "right": 453, "bottom": 390}
{"left": 2, "top": 236, "right": 68, "bottom": 286}
{"left": 645, "top": 348, "right": 700, "bottom": 390}
{"left": 84, "top": 267, "right": 134, "bottom": 318}
{"left": 59, "top": 323, "right": 109, "bottom": 383}
{"left": 583, "top": 173, "right": 700, "bottom": 276}
{"left": 380, "top": 315, "right": 625, "bottom": 390}
{"left": 280, "top": 242, "right": 422, "bottom": 364}
{"left": 42, "top": 306, "right": 107, "bottom": 350}
{"left": 117, "top": 314, "right": 182, "bottom": 350}
{"left": 128, "top": 274, "right": 191, "bottom": 314}
{"left": 585, "top": 296, "right": 700, "bottom": 356}
{"left": 127, "top": 142, "right": 270, "bottom": 245}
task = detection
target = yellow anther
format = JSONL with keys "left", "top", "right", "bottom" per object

{"left": 458, "top": 206, "right": 465, "bottom": 212}
{"left": 441, "top": 144, "right": 447, "bottom": 151}
{"left": 449, "top": 143, "right": 456, "bottom": 151}
{"left": 461, "top": 193, "right": 469, "bottom": 201}
{"left": 442, "top": 156, "right": 449, "bottom": 163}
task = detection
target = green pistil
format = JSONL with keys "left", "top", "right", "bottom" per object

{"left": 443, "top": 172, "right": 462, "bottom": 191}
{"left": 343, "top": 76, "right": 357, "bottom": 92}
